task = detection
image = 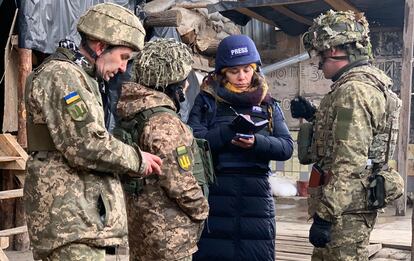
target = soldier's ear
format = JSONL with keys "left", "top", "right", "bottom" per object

{"left": 95, "top": 41, "right": 109, "bottom": 56}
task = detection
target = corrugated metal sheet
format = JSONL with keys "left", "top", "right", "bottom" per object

{"left": 241, "top": 19, "right": 277, "bottom": 50}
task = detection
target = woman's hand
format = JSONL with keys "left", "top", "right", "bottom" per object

{"left": 231, "top": 135, "right": 255, "bottom": 149}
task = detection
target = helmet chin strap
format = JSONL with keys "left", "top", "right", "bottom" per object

{"left": 81, "top": 39, "right": 99, "bottom": 61}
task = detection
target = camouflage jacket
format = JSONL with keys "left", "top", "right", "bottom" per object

{"left": 117, "top": 83, "right": 209, "bottom": 261}
{"left": 24, "top": 48, "right": 145, "bottom": 259}
{"left": 311, "top": 64, "right": 392, "bottom": 222}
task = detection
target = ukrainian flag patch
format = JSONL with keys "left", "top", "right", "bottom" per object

{"left": 64, "top": 91, "right": 89, "bottom": 121}
{"left": 64, "top": 91, "right": 81, "bottom": 105}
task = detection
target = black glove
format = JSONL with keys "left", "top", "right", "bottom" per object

{"left": 290, "top": 96, "right": 316, "bottom": 121}
{"left": 309, "top": 214, "right": 332, "bottom": 248}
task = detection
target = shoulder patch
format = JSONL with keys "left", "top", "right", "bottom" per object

{"left": 175, "top": 145, "right": 192, "bottom": 172}
{"left": 64, "top": 91, "right": 81, "bottom": 104}
{"left": 64, "top": 91, "right": 89, "bottom": 121}
{"left": 335, "top": 107, "right": 353, "bottom": 140}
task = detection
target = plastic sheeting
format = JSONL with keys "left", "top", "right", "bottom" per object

{"left": 18, "top": 0, "right": 136, "bottom": 54}
{"left": 17, "top": 1, "right": 200, "bottom": 130}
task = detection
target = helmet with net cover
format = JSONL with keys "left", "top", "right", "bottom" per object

{"left": 77, "top": 3, "right": 145, "bottom": 51}
{"left": 302, "top": 10, "right": 372, "bottom": 61}
{"left": 135, "top": 38, "right": 193, "bottom": 89}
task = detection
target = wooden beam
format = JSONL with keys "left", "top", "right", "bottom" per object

{"left": 190, "top": 0, "right": 317, "bottom": 18}
{"left": 0, "top": 172, "right": 15, "bottom": 250}
{"left": 214, "top": 0, "right": 316, "bottom": 9}
{"left": 0, "top": 237, "right": 8, "bottom": 250}
{"left": 236, "top": 7, "right": 277, "bottom": 26}
{"left": 0, "top": 134, "right": 28, "bottom": 170}
{"left": 323, "top": 0, "right": 359, "bottom": 13}
{"left": 174, "top": 2, "right": 208, "bottom": 9}
{"left": 0, "top": 189, "right": 23, "bottom": 200}
{"left": 3, "top": 11, "right": 18, "bottom": 133}
{"left": 367, "top": 243, "right": 382, "bottom": 257}
{"left": 267, "top": 0, "right": 316, "bottom": 6}
{"left": 0, "top": 249, "right": 8, "bottom": 261}
{"left": 0, "top": 226, "right": 27, "bottom": 237}
{"left": 144, "top": 10, "right": 182, "bottom": 28}
{"left": 397, "top": 0, "right": 414, "bottom": 217}
{"left": 0, "top": 157, "right": 21, "bottom": 163}
{"left": 17, "top": 48, "right": 31, "bottom": 149}
{"left": 275, "top": 243, "right": 314, "bottom": 255}
{"left": 272, "top": 6, "right": 312, "bottom": 25}
{"left": 276, "top": 252, "right": 311, "bottom": 261}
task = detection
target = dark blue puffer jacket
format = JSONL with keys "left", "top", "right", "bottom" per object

{"left": 188, "top": 88, "right": 293, "bottom": 261}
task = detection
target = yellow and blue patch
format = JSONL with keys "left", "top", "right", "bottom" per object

{"left": 64, "top": 91, "right": 89, "bottom": 121}
{"left": 64, "top": 91, "right": 81, "bottom": 105}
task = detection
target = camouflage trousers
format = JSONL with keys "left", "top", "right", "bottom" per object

{"left": 125, "top": 193, "right": 141, "bottom": 261}
{"left": 312, "top": 213, "right": 377, "bottom": 261}
{"left": 125, "top": 193, "right": 193, "bottom": 261}
{"left": 44, "top": 243, "right": 105, "bottom": 261}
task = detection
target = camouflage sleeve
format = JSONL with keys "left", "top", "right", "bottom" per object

{"left": 30, "top": 61, "right": 143, "bottom": 174}
{"left": 317, "top": 82, "right": 386, "bottom": 221}
{"left": 140, "top": 113, "right": 209, "bottom": 221}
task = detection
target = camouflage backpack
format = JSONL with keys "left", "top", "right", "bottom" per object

{"left": 113, "top": 106, "right": 215, "bottom": 198}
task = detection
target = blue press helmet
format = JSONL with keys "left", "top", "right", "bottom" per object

{"left": 215, "top": 34, "right": 262, "bottom": 73}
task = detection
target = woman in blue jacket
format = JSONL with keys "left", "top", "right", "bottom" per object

{"left": 188, "top": 34, "right": 293, "bottom": 261}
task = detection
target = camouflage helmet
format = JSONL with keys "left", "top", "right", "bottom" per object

{"left": 135, "top": 38, "right": 193, "bottom": 88}
{"left": 303, "top": 10, "right": 372, "bottom": 60}
{"left": 77, "top": 3, "right": 145, "bottom": 51}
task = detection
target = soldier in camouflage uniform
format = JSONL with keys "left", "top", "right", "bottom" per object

{"left": 24, "top": 3, "right": 162, "bottom": 261}
{"left": 116, "top": 39, "right": 209, "bottom": 261}
{"left": 290, "top": 10, "right": 401, "bottom": 260}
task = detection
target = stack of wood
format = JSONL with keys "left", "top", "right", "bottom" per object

{"left": 143, "top": 0, "right": 241, "bottom": 73}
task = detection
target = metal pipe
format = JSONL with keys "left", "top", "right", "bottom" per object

{"left": 261, "top": 52, "right": 310, "bottom": 74}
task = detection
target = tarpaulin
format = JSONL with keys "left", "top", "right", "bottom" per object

{"left": 18, "top": 0, "right": 136, "bottom": 54}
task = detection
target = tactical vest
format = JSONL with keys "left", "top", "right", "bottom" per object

{"left": 313, "top": 66, "right": 403, "bottom": 210}
{"left": 113, "top": 106, "right": 215, "bottom": 197}
{"left": 25, "top": 48, "right": 93, "bottom": 152}
{"left": 310, "top": 67, "right": 401, "bottom": 168}
{"left": 335, "top": 68, "right": 401, "bottom": 165}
